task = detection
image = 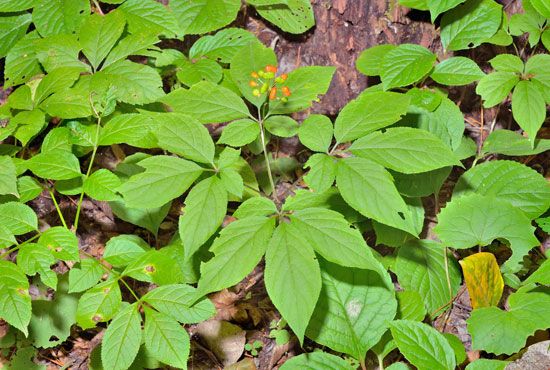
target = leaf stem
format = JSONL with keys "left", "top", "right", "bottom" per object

{"left": 0, "top": 233, "right": 41, "bottom": 260}
{"left": 118, "top": 277, "right": 141, "bottom": 302}
{"left": 443, "top": 247, "right": 453, "bottom": 301}
{"left": 49, "top": 189, "right": 68, "bottom": 229}
{"left": 257, "top": 110, "right": 278, "bottom": 204}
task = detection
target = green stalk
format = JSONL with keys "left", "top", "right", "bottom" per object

{"left": 49, "top": 189, "right": 68, "bottom": 229}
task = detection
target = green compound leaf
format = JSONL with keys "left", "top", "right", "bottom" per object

{"left": 349, "top": 127, "right": 461, "bottom": 174}
{"left": 253, "top": 0, "right": 315, "bottom": 34}
{"left": 298, "top": 114, "right": 333, "bottom": 153}
{"left": 290, "top": 208, "right": 382, "bottom": 271}
{"left": 465, "top": 359, "right": 508, "bottom": 370}
{"left": 119, "top": 155, "right": 203, "bottom": 209}
{"left": 427, "top": 0, "right": 466, "bottom": 21}
{"left": 160, "top": 81, "right": 250, "bottom": 124}
{"left": 196, "top": 216, "right": 275, "bottom": 297}
{"left": 76, "top": 279, "right": 122, "bottom": 329}
{"left": 233, "top": 197, "right": 277, "bottom": 218}
{"left": 336, "top": 157, "right": 417, "bottom": 235}
{"left": 32, "top": 0, "right": 90, "bottom": 37}
{"left": 476, "top": 72, "right": 519, "bottom": 108}
{"left": 83, "top": 169, "right": 122, "bottom": 202}
{"left": 265, "top": 222, "right": 322, "bottom": 345}
{"left": 0, "top": 261, "right": 32, "bottom": 336}
{"left": 190, "top": 28, "right": 256, "bottom": 63}
{"left": 264, "top": 115, "right": 299, "bottom": 137}
{"left": 26, "top": 150, "right": 82, "bottom": 180}
{"left": 431, "top": 56, "right": 485, "bottom": 85}
{"left": 176, "top": 58, "right": 223, "bottom": 86}
{"left": 103, "top": 235, "right": 150, "bottom": 268}
{"left": 525, "top": 54, "right": 550, "bottom": 103}
{"left": 99, "top": 113, "right": 160, "bottom": 149}
{"left": 143, "top": 308, "right": 190, "bottom": 369}
{"left": 303, "top": 153, "right": 337, "bottom": 193}
{"left": 17, "top": 243, "right": 57, "bottom": 289}
{"left": 489, "top": 54, "right": 524, "bottom": 73}
{"left": 4, "top": 32, "right": 42, "bottom": 88}
{"left": 467, "top": 286, "right": 550, "bottom": 355}
{"left": 306, "top": 259, "right": 397, "bottom": 360}
{"left": 434, "top": 194, "right": 539, "bottom": 272}
{"left": 440, "top": 0, "right": 502, "bottom": 51}
{"left": 356, "top": 44, "right": 397, "bottom": 76}
{"left": 101, "top": 305, "right": 142, "bottom": 370}
{"left": 68, "top": 258, "right": 104, "bottom": 293}
{"left": 334, "top": 91, "right": 410, "bottom": 142}
{"left": 179, "top": 176, "right": 228, "bottom": 260}
{"left": 512, "top": 80, "right": 546, "bottom": 147}
{"left": 38, "top": 226, "right": 79, "bottom": 262}
{"left": 481, "top": 129, "right": 550, "bottom": 156}
{"left": 119, "top": 0, "right": 181, "bottom": 37}
{"left": 0, "top": 156, "right": 18, "bottom": 197}
{"left": 0, "top": 13, "right": 31, "bottom": 59}
{"left": 380, "top": 44, "right": 436, "bottom": 90}
{"left": 390, "top": 320, "right": 456, "bottom": 370}
{"left": 142, "top": 284, "right": 215, "bottom": 324}
{"left": 279, "top": 352, "right": 355, "bottom": 370}
{"left": 453, "top": 160, "right": 550, "bottom": 219}
{"left": 172, "top": 0, "right": 240, "bottom": 35}
{"left": 218, "top": 119, "right": 260, "bottom": 147}
{"left": 394, "top": 239, "right": 461, "bottom": 315}
{"left": 0, "top": 202, "right": 38, "bottom": 235}
{"left": 109, "top": 200, "right": 171, "bottom": 237}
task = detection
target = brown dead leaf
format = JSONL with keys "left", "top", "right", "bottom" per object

{"left": 195, "top": 320, "right": 246, "bottom": 367}
{"left": 224, "top": 358, "right": 257, "bottom": 370}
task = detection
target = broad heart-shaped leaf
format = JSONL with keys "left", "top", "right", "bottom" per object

{"left": 171, "top": 0, "right": 240, "bottom": 35}
{"left": 101, "top": 303, "right": 142, "bottom": 370}
{"left": 380, "top": 44, "right": 436, "bottom": 90}
{"left": 290, "top": 208, "right": 382, "bottom": 271}
{"left": 119, "top": 0, "right": 181, "bottom": 37}
{"left": 0, "top": 13, "right": 31, "bottom": 58}
{"left": 100, "top": 113, "right": 160, "bottom": 148}
{"left": 32, "top": 0, "right": 89, "bottom": 37}
{"left": 190, "top": 28, "right": 256, "bottom": 63}
{"left": 154, "top": 113, "right": 215, "bottom": 165}
{"left": 76, "top": 279, "right": 122, "bottom": 329}
{"left": 268, "top": 66, "right": 336, "bottom": 114}
{"left": 512, "top": 80, "right": 546, "bottom": 146}
{"left": 38, "top": 226, "right": 79, "bottom": 262}
{"left": 356, "top": 44, "right": 397, "bottom": 76}
{"left": 79, "top": 10, "right": 126, "bottom": 71}
{"left": 179, "top": 176, "right": 228, "bottom": 260}
{"left": 17, "top": 243, "right": 57, "bottom": 289}
{"left": 83, "top": 169, "right": 122, "bottom": 202}
{"left": 434, "top": 194, "right": 539, "bottom": 273}
{"left": 68, "top": 258, "right": 104, "bottom": 293}
{"left": 196, "top": 216, "right": 275, "bottom": 296}
{"left": 453, "top": 160, "right": 550, "bottom": 219}
{"left": 218, "top": 119, "right": 260, "bottom": 147}
{"left": 467, "top": 285, "right": 550, "bottom": 355}
{"left": 254, "top": 0, "right": 315, "bottom": 34}
{"left": 476, "top": 72, "right": 519, "bottom": 108}
{"left": 440, "top": 0, "right": 502, "bottom": 51}
{"left": 427, "top": 0, "right": 466, "bottom": 21}
{"left": 142, "top": 284, "right": 215, "bottom": 324}
{"left": 230, "top": 40, "right": 277, "bottom": 108}
{"left": 143, "top": 308, "right": 190, "bottom": 369}
{"left": 336, "top": 158, "right": 417, "bottom": 235}
{"left": 265, "top": 222, "right": 322, "bottom": 345}
{"left": 0, "top": 202, "right": 38, "bottom": 235}
{"left": 279, "top": 352, "right": 355, "bottom": 370}
{"left": 92, "top": 60, "right": 164, "bottom": 105}
{"left": 390, "top": 320, "right": 456, "bottom": 370}
{"left": 349, "top": 127, "right": 461, "bottom": 174}
{"left": 26, "top": 150, "right": 81, "bottom": 180}
{"left": 159, "top": 81, "right": 250, "bottom": 124}
{"left": 394, "top": 240, "right": 461, "bottom": 315}
{"left": 334, "top": 91, "right": 410, "bottom": 142}
{"left": 0, "top": 261, "right": 31, "bottom": 336}
{"left": 0, "top": 156, "right": 18, "bottom": 197}
{"left": 430, "top": 56, "right": 485, "bottom": 85}
{"left": 460, "top": 252, "right": 503, "bottom": 309}
{"left": 119, "top": 155, "right": 203, "bottom": 209}
{"left": 306, "top": 259, "right": 397, "bottom": 361}
{"left": 481, "top": 129, "right": 550, "bottom": 156}
{"left": 303, "top": 154, "right": 336, "bottom": 193}
{"left": 110, "top": 200, "right": 171, "bottom": 237}
{"left": 298, "top": 115, "right": 333, "bottom": 153}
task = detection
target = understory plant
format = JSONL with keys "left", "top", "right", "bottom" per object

{"left": 0, "top": 0, "right": 549, "bottom": 369}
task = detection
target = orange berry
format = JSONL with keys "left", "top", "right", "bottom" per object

{"left": 269, "top": 87, "right": 277, "bottom": 100}
{"left": 280, "top": 73, "right": 288, "bottom": 81}
{"left": 249, "top": 80, "right": 258, "bottom": 87}
{"left": 250, "top": 71, "right": 259, "bottom": 78}
{"left": 282, "top": 86, "right": 291, "bottom": 97}
{"left": 265, "top": 65, "right": 278, "bottom": 73}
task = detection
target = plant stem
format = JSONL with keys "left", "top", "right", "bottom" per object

{"left": 49, "top": 190, "right": 68, "bottom": 229}
{"left": 0, "top": 233, "right": 41, "bottom": 260}
{"left": 377, "top": 354, "right": 385, "bottom": 370}
{"left": 118, "top": 277, "right": 141, "bottom": 302}
{"left": 360, "top": 358, "right": 367, "bottom": 370}
{"left": 257, "top": 113, "right": 278, "bottom": 203}
{"left": 443, "top": 247, "right": 453, "bottom": 301}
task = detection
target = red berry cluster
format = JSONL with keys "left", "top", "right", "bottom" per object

{"left": 249, "top": 65, "right": 291, "bottom": 102}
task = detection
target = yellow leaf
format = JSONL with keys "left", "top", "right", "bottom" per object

{"left": 460, "top": 252, "right": 503, "bottom": 309}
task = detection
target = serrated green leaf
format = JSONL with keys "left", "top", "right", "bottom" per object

{"left": 0, "top": 13, "right": 31, "bottom": 59}
{"left": 390, "top": 320, "right": 456, "bottom": 370}
{"left": 394, "top": 239, "right": 461, "bottom": 315}
{"left": 79, "top": 11, "right": 126, "bottom": 70}
{"left": 41, "top": 127, "right": 72, "bottom": 154}
{"left": 0, "top": 0, "right": 34, "bottom": 12}
{"left": 531, "top": 0, "right": 550, "bottom": 18}
{"left": 279, "top": 352, "right": 354, "bottom": 370}
{"left": 512, "top": 80, "right": 546, "bottom": 146}
{"left": 0, "top": 156, "right": 18, "bottom": 197}
{"left": 427, "top": 0, "right": 465, "bottom": 21}
{"left": 476, "top": 71, "right": 519, "bottom": 108}
{"left": 306, "top": 259, "right": 396, "bottom": 360}
{"left": 4, "top": 32, "right": 41, "bottom": 88}
{"left": 143, "top": 284, "right": 215, "bottom": 324}
{"left": 489, "top": 54, "right": 524, "bottom": 73}
{"left": 103, "top": 235, "right": 150, "bottom": 268}
{"left": 16, "top": 243, "right": 57, "bottom": 289}
{"left": 264, "top": 115, "right": 299, "bottom": 137}
{"left": 101, "top": 304, "right": 142, "bottom": 370}
{"left": 68, "top": 258, "right": 104, "bottom": 293}
{"left": 334, "top": 91, "right": 410, "bottom": 142}
{"left": 172, "top": 0, "right": 240, "bottom": 35}
{"left": 440, "top": 0, "right": 502, "bottom": 51}
{"left": 381, "top": 44, "right": 436, "bottom": 90}
{"left": 38, "top": 226, "right": 79, "bottom": 261}
{"left": 453, "top": 160, "right": 550, "bottom": 219}
{"left": 190, "top": 28, "right": 256, "bottom": 63}
{"left": 109, "top": 200, "right": 171, "bottom": 236}
{"left": 349, "top": 127, "right": 461, "bottom": 174}
{"left": 143, "top": 308, "right": 190, "bottom": 369}
{"left": 265, "top": 222, "right": 321, "bottom": 344}
{"left": 525, "top": 54, "right": 550, "bottom": 103}
{"left": 160, "top": 81, "right": 250, "bottom": 124}
{"left": 434, "top": 194, "right": 539, "bottom": 272}
{"left": 356, "top": 44, "right": 397, "bottom": 76}
{"left": 27, "top": 150, "right": 81, "bottom": 180}
{"left": 0, "top": 224, "right": 17, "bottom": 249}
{"left": 123, "top": 249, "right": 183, "bottom": 285}
{"left": 119, "top": 155, "right": 202, "bottom": 208}
{"left": 179, "top": 176, "right": 227, "bottom": 260}
{"left": 0, "top": 261, "right": 31, "bottom": 336}
{"left": 431, "top": 57, "right": 484, "bottom": 85}
{"left": 219, "top": 168, "right": 244, "bottom": 199}
{"left": 41, "top": 86, "right": 92, "bottom": 119}
{"left": 254, "top": 0, "right": 315, "bottom": 34}
{"left": 34, "top": 34, "right": 90, "bottom": 73}
{"left": 233, "top": 197, "right": 277, "bottom": 218}
{"left": 99, "top": 113, "right": 159, "bottom": 148}
{"left": 393, "top": 167, "right": 452, "bottom": 198}
{"left": 396, "top": 290, "right": 426, "bottom": 321}
{"left": 196, "top": 216, "right": 275, "bottom": 296}
{"left": 11, "top": 110, "right": 46, "bottom": 146}
{"left": 218, "top": 119, "right": 260, "bottom": 147}
{"left": 0, "top": 202, "right": 38, "bottom": 235}
{"left": 176, "top": 58, "right": 223, "bottom": 86}
{"left": 76, "top": 279, "right": 122, "bottom": 329}
{"left": 119, "top": 0, "right": 181, "bottom": 37}
{"left": 102, "top": 32, "right": 159, "bottom": 69}
{"left": 465, "top": 359, "right": 508, "bottom": 370}
{"left": 481, "top": 129, "right": 550, "bottom": 156}
{"left": 84, "top": 169, "right": 122, "bottom": 202}
{"left": 303, "top": 153, "right": 336, "bottom": 193}
{"left": 298, "top": 114, "right": 333, "bottom": 153}
{"left": 336, "top": 158, "right": 416, "bottom": 235}
{"left": 32, "top": 0, "right": 89, "bottom": 37}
